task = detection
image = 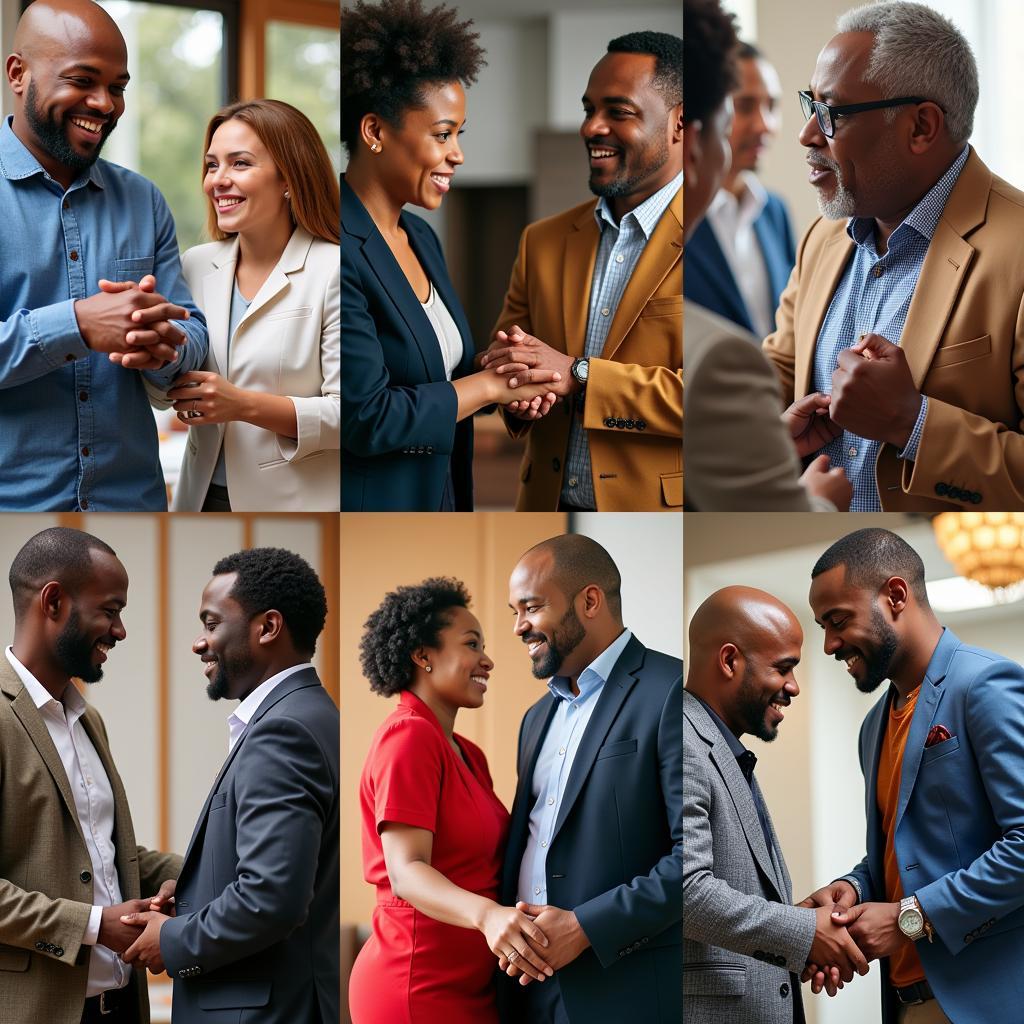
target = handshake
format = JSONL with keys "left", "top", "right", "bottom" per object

{"left": 476, "top": 325, "right": 581, "bottom": 422}
{"left": 796, "top": 879, "right": 907, "bottom": 998}
{"left": 74, "top": 274, "right": 190, "bottom": 372}
{"left": 97, "top": 878, "right": 177, "bottom": 975}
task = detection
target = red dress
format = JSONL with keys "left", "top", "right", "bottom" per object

{"left": 349, "top": 691, "right": 511, "bottom": 1024}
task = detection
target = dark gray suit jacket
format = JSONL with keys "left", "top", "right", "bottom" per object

{"left": 159, "top": 667, "right": 339, "bottom": 1023}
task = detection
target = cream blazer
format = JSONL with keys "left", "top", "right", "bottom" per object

{"left": 170, "top": 228, "right": 340, "bottom": 511}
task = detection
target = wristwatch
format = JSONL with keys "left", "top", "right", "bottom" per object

{"left": 898, "top": 896, "right": 933, "bottom": 942}
{"left": 571, "top": 357, "right": 589, "bottom": 390}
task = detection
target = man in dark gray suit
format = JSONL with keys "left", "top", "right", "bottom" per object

{"left": 120, "top": 548, "right": 339, "bottom": 1023}
{"left": 684, "top": 586, "right": 868, "bottom": 1023}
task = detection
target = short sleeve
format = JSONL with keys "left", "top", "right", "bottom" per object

{"left": 371, "top": 718, "right": 444, "bottom": 834}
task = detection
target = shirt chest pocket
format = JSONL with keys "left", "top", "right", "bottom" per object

{"left": 112, "top": 255, "right": 155, "bottom": 283}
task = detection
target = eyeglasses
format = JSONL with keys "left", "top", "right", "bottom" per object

{"left": 798, "top": 91, "right": 926, "bottom": 138}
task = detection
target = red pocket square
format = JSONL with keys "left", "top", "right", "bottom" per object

{"left": 925, "top": 725, "right": 953, "bottom": 748}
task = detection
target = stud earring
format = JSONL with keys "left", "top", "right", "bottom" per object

{"left": 284, "top": 190, "right": 290, "bottom": 199}
{"left": 424, "top": 664, "right": 432, "bottom": 673}
{"left": 370, "top": 142, "right": 380, "bottom": 153}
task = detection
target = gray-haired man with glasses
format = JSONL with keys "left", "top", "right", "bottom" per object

{"left": 761, "top": 1, "right": 1024, "bottom": 513}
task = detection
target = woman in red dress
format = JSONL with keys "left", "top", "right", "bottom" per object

{"left": 349, "top": 577, "right": 553, "bottom": 1023}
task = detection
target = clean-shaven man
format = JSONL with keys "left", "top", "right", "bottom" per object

{"left": 121, "top": 547, "right": 339, "bottom": 1023}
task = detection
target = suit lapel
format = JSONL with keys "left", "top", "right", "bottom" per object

{"left": 602, "top": 191, "right": 682, "bottom": 361}
{"left": 562, "top": 208, "right": 600, "bottom": 358}
{"left": 796, "top": 230, "right": 854, "bottom": 396}
{"left": 753, "top": 210, "right": 788, "bottom": 306}
{"left": 689, "top": 219, "right": 753, "bottom": 331}
{"left": 550, "top": 637, "right": 644, "bottom": 842}
{"left": 861, "top": 690, "right": 891, "bottom": 881}
{"left": 203, "top": 241, "right": 237, "bottom": 376}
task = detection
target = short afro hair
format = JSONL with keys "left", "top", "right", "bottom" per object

{"left": 683, "top": 0, "right": 739, "bottom": 127}
{"left": 9, "top": 528, "right": 117, "bottom": 617}
{"left": 607, "top": 30, "right": 683, "bottom": 108}
{"left": 212, "top": 547, "right": 327, "bottom": 655}
{"left": 522, "top": 534, "right": 623, "bottom": 619}
{"left": 812, "top": 529, "right": 929, "bottom": 605}
{"left": 360, "top": 577, "right": 470, "bottom": 697}
{"left": 341, "top": 0, "right": 486, "bottom": 154}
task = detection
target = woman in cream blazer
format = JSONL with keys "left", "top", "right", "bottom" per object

{"left": 169, "top": 99, "right": 339, "bottom": 511}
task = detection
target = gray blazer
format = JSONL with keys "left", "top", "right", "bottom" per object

{"left": 158, "top": 667, "right": 339, "bottom": 1023}
{"left": 683, "top": 690, "right": 816, "bottom": 1024}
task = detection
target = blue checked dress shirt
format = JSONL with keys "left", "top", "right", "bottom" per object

{"left": 811, "top": 147, "right": 969, "bottom": 511}
{"left": 517, "top": 627, "right": 633, "bottom": 906}
{"left": 561, "top": 173, "right": 683, "bottom": 509}
{"left": 0, "top": 116, "right": 208, "bottom": 510}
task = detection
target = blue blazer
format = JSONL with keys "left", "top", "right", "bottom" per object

{"left": 847, "top": 628, "right": 1024, "bottom": 1023}
{"left": 683, "top": 190, "right": 795, "bottom": 336}
{"left": 499, "top": 635, "right": 683, "bottom": 1023}
{"left": 341, "top": 178, "right": 476, "bottom": 510}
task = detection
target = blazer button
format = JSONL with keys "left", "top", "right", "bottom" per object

{"left": 935, "top": 482, "right": 949, "bottom": 496}
{"left": 624, "top": 419, "right": 635, "bottom": 429}
{"left": 604, "top": 417, "right": 615, "bottom": 428}
{"left": 636, "top": 419, "right": 647, "bottom": 430}
{"left": 80, "top": 870, "right": 91, "bottom": 883}
{"left": 54, "top": 947, "right": 64, "bottom": 957}
{"left": 614, "top": 418, "right": 624, "bottom": 428}
{"left": 780, "top": 983, "right": 790, "bottom": 998}
{"left": 971, "top": 492, "right": 982, "bottom": 504}
{"left": 35, "top": 941, "right": 45, "bottom": 950}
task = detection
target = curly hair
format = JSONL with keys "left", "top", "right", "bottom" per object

{"left": 359, "top": 577, "right": 471, "bottom": 697}
{"left": 683, "top": 0, "right": 739, "bottom": 128}
{"left": 340, "top": 0, "right": 486, "bottom": 154}
{"left": 607, "top": 31, "right": 683, "bottom": 108}
{"left": 211, "top": 548, "right": 328, "bottom": 655}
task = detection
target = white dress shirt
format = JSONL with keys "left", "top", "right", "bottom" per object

{"left": 5, "top": 647, "right": 129, "bottom": 997}
{"left": 227, "top": 663, "right": 310, "bottom": 753}
{"left": 517, "top": 629, "right": 633, "bottom": 905}
{"left": 705, "top": 172, "right": 775, "bottom": 340}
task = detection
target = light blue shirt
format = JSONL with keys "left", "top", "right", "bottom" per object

{"left": 0, "top": 116, "right": 208, "bottom": 510}
{"left": 517, "top": 627, "right": 633, "bottom": 905}
{"left": 812, "top": 147, "right": 969, "bottom": 510}
{"left": 210, "top": 282, "right": 252, "bottom": 488}
{"left": 561, "top": 173, "right": 682, "bottom": 509}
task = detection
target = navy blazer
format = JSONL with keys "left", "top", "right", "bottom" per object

{"left": 499, "top": 635, "right": 683, "bottom": 1023}
{"left": 341, "top": 178, "right": 476, "bottom": 510}
{"left": 159, "top": 669, "right": 339, "bottom": 1023}
{"left": 684, "top": 189, "right": 795, "bottom": 336}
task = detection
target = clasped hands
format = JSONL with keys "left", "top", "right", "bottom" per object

{"left": 94, "top": 879, "right": 175, "bottom": 975}
{"left": 797, "top": 879, "right": 907, "bottom": 998}
{"left": 482, "top": 901, "right": 589, "bottom": 986}
{"left": 74, "top": 274, "right": 189, "bottom": 371}
{"left": 478, "top": 325, "right": 578, "bottom": 421}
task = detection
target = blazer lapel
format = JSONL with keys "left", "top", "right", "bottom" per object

{"left": 237, "top": 228, "right": 314, "bottom": 327}
{"left": 602, "top": 191, "right": 682, "bottom": 361}
{"left": 203, "top": 239, "right": 238, "bottom": 376}
{"left": 861, "top": 690, "right": 891, "bottom": 882}
{"left": 562, "top": 207, "right": 600, "bottom": 358}
{"left": 796, "top": 230, "right": 854, "bottom": 396}
{"left": 690, "top": 219, "right": 753, "bottom": 332}
{"left": 550, "top": 637, "right": 644, "bottom": 841}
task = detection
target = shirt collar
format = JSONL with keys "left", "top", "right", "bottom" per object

{"left": 594, "top": 171, "right": 683, "bottom": 238}
{"left": 709, "top": 171, "right": 768, "bottom": 222}
{"left": 846, "top": 145, "right": 969, "bottom": 250}
{"left": 0, "top": 115, "right": 106, "bottom": 190}
{"left": 227, "top": 662, "right": 309, "bottom": 749}
{"left": 5, "top": 645, "right": 86, "bottom": 720}
{"left": 691, "top": 691, "right": 747, "bottom": 759}
{"left": 547, "top": 627, "right": 632, "bottom": 703}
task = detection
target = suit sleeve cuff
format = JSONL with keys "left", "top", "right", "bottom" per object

{"left": 897, "top": 396, "right": 929, "bottom": 462}
{"left": 83, "top": 905, "right": 102, "bottom": 946}
{"left": 839, "top": 875, "right": 863, "bottom": 904}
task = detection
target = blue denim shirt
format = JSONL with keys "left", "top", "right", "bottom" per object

{"left": 0, "top": 116, "right": 208, "bottom": 510}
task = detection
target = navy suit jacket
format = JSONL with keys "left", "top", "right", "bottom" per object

{"left": 499, "top": 635, "right": 683, "bottom": 1023}
{"left": 341, "top": 178, "right": 476, "bottom": 510}
{"left": 845, "top": 629, "right": 1024, "bottom": 1023}
{"left": 159, "top": 669, "right": 339, "bottom": 1023}
{"left": 683, "top": 189, "right": 795, "bottom": 336}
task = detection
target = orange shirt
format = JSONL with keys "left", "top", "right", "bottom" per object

{"left": 876, "top": 685, "right": 926, "bottom": 987}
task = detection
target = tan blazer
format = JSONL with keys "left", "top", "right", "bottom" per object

{"left": 685, "top": 301, "right": 831, "bottom": 511}
{"left": 0, "top": 657, "right": 181, "bottom": 1023}
{"left": 170, "top": 228, "right": 340, "bottom": 511}
{"left": 492, "top": 191, "right": 682, "bottom": 511}
{"left": 763, "top": 148, "right": 1024, "bottom": 511}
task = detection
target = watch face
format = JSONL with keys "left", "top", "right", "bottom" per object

{"left": 898, "top": 908, "right": 924, "bottom": 936}
{"left": 576, "top": 359, "right": 589, "bottom": 382}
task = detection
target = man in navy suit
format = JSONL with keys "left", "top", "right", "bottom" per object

{"left": 685, "top": 42, "right": 796, "bottom": 337}
{"left": 120, "top": 548, "right": 339, "bottom": 1023}
{"left": 802, "top": 528, "right": 1024, "bottom": 1023}
{"left": 498, "top": 534, "right": 682, "bottom": 1023}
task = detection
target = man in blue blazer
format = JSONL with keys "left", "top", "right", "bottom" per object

{"left": 121, "top": 548, "right": 339, "bottom": 1023}
{"left": 499, "top": 534, "right": 682, "bottom": 1023}
{"left": 802, "top": 528, "right": 1024, "bottom": 1022}
{"left": 684, "top": 43, "right": 795, "bottom": 338}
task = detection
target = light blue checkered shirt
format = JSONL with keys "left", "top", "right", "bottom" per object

{"left": 517, "top": 627, "right": 633, "bottom": 905}
{"left": 812, "top": 147, "right": 969, "bottom": 510}
{"left": 561, "top": 173, "right": 683, "bottom": 509}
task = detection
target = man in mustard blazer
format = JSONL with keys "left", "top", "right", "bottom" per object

{"left": 762, "top": 3, "right": 1024, "bottom": 511}
{"left": 0, "top": 527, "right": 180, "bottom": 1023}
{"left": 480, "top": 31, "right": 682, "bottom": 512}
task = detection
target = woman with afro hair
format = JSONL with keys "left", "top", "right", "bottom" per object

{"left": 349, "top": 577, "right": 554, "bottom": 1022}
{"left": 341, "top": 0, "right": 563, "bottom": 512}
